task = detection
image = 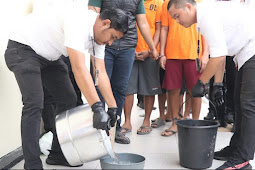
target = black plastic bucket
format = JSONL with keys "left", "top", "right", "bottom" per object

{"left": 176, "top": 119, "right": 220, "bottom": 169}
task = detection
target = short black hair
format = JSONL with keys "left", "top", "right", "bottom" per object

{"left": 99, "top": 8, "right": 129, "bottom": 34}
{"left": 167, "top": 0, "right": 196, "bottom": 10}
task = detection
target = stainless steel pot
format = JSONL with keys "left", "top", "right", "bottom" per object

{"left": 56, "top": 104, "right": 115, "bottom": 166}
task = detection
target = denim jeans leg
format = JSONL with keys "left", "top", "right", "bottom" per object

{"left": 110, "top": 49, "right": 135, "bottom": 131}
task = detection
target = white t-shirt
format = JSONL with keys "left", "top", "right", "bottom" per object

{"left": 10, "top": 5, "right": 105, "bottom": 61}
{"left": 197, "top": 1, "right": 255, "bottom": 70}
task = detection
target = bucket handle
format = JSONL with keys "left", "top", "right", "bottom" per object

{"left": 178, "top": 95, "right": 218, "bottom": 121}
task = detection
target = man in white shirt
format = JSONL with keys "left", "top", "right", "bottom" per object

{"left": 167, "top": 0, "right": 255, "bottom": 169}
{"left": 4, "top": 7, "right": 129, "bottom": 169}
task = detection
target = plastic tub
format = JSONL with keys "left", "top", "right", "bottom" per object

{"left": 100, "top": 153, "right": 145, "bottom": 169}
{"left": 176, "top": 119, "right": 220, "bottom": 169}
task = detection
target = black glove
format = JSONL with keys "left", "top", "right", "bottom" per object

{"left": 212, "top": 83, "right": 224, "bottom": 107}
{"left": 91, "top": 101, "right": 111, "bottom": 130}
{"left": 107, "top": 107, "right": 118, "bottom": 127}
{"left": 192, "top": 79, "right": 206, "bottom": 97}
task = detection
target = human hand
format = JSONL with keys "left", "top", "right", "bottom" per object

{"left": 192, "top": 79, "right": 206, "bottom": 97}
{"left": 91, "top": 101, "right": 111, "bottom": 130}
{"left": 136, "top": 51, "right": 150, "bottom": 61}
{"left": 212, "top": 83, "right": 224, "bottom": 107}
{"left": 159, "top": 55, "right": 166, "bottom": 70}
{"left": 149, "top": 49, "right": 159, "bottom": 60}
{"left": 107, "top": 107, "right": 118, "bottom": 127}
{"left": 199, "top": 55, "right": 209, "bottom": 73}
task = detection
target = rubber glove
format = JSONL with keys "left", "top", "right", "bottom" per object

{"left": 192, "top": 79, "right": 206, "bottom": 97}
{"left": 212, "top": 83, "right": 224, "bottom": 107}
{"left": 91, "top": 101, "right": 111, "bottom": 130}
{"left": 107, "top": 107, "right": 118, "bottom": 127}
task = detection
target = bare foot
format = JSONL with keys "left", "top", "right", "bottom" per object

{"left": 161, "top": 125, "right": 177, "bottom": 137}
{"left": 120, "top": 123, "right": 132, "bottom": 133}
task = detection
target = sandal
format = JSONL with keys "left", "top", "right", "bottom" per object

{"left": 120, "top": 127, "right": 132, "bottom": 134}
{"left": 151, "top": 118, "right": 165, "bottom": 128}
{"left": 161, "top": 129, "right": 177, "bottom": 137}
{"left": 137, "top": 126, "right": 152, "bottom": 135}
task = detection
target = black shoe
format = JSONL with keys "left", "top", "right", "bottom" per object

{"left": 46, "top": 153, "right": 83, "bottom": 167}
{"left": 137, "top": 102, "right": 144, "bottom": 109}
{"left": 216, "top": 157, "right": 252, "bottom": 170}
{"left": 204, "top": 110, "right": 215, "bottom": 120}
{"left": 214, "top": 146, "right": 233, "bottom": 161}
{"left": 219, "top": 120, "right": 228, "bottom": 128}
{"left": 115, "top": 131, "right": 130, "bottom": 144}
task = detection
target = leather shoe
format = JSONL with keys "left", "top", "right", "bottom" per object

{"left": 46, "top": 154, "right": 83, "bottom": 167}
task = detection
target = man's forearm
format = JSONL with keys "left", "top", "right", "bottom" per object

{"left": 160, "top": 26, "right": 168, "bottom": 55}
{"left": 97, "top": 72, "right": 117, "bottom": 108}
{"left": 73, "top": 67, "right": 101, "bottom": 106}
{"left": 68, "top": 48, "right": 100, "bottom": 106}
{"left": 91, "top": 56, "right": 117, "bottom": 108}
{"left": 199, "top": 56, "right": 226, "bottom": 84}
{"left": 153, "top": 22, "right": 161, "bottom": 47}
{"left": 214, "top": 58, "right": 226, "bottom": 83}
{"left": 137, "top": 15, "right": 156, "bottom": 51}
{"left": 201, "top": 36, "right": 209, "bottom": 57}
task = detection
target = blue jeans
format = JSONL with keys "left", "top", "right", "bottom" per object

{"left": 97, "top": 48, "right": 135, "bottom": 131}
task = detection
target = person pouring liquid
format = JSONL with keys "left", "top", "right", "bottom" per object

{"left": 4, "top": 5, "right": 129, "bottom": 169}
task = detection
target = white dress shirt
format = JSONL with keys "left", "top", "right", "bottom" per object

{"left": 10, "top": 5, "right": 105, "bottom": 61}
{"left": 196, "top": 1, "right": 255, "bottom": 70}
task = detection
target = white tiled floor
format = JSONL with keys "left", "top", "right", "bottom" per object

{"left": 12, "top": 96, "right": 255, "bottom": 169}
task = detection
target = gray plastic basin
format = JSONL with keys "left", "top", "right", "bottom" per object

{"left": 100, "top": 153, "right": 145, "bottom": 169}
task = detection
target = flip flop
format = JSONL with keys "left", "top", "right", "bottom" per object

{"left": 161, "top": 129, "right": 177, "bottom": 137}
{"left": 120, "top": 127, "right": 132, "bottom": 134}
{"left": 151, "top": 118, "right": 165, "bottom": 128}
{"left": 137, "top": 126, "right": 152, "bottom": 135}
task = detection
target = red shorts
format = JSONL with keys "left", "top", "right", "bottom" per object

{"left": 162, "top": 59, "right": 201, "bottom": 90}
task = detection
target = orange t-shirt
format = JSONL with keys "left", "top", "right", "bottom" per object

{"left": 161, "top": 0, "right": 203, "bottom": 60}
{"left": 136, "top": 0, "right": 164, "bottom": 53}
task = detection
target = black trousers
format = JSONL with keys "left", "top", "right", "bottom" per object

{"left": 229, "top": 55, "right": 255, "bottom": 160}
{"left": 42, "top": 87, "right": 56, "bottom": 133}
{"left": 42, "top": 56, "right": 83, "bottom": 133}
{"left": 226, "top": 56, "right": 237, "bottom": 113}
{"left": 4, "top": 40, "right": 77, "bottom": 169}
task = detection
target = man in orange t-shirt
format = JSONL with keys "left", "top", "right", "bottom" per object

{"left": 159, "top": 0, "right": 209, "bottom": 136}
{"left": 121, "top": 0, "right": 164, "bottom": 135}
